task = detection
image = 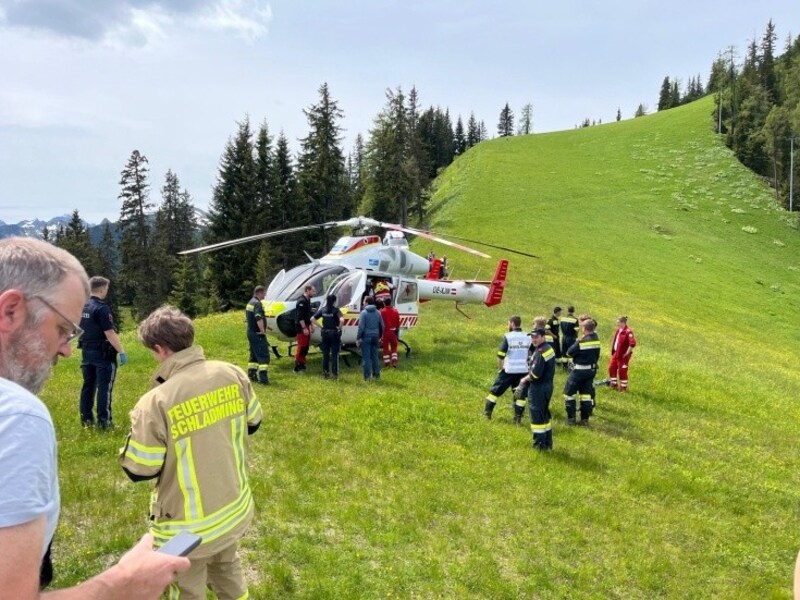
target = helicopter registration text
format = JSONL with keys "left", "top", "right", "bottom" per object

{"left": 432, "top": 285, "right": 457, "bottom": 296}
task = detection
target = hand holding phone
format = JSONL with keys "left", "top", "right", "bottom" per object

{"left": 157, "top": 531, "right": 202, "bottom": 557}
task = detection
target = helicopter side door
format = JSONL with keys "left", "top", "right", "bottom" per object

{"left": 327, "top": 270, "right": 368, "bottom": 346}
{"left": 393, "top": 277, "right": 420, "bottom": 337}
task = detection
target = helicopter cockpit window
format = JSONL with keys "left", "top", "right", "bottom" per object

{"left": 329, "top": 271, "right": 364, "bottom": 308}
{"left": 264, "top": 264, "right": 348, "bottom": 301}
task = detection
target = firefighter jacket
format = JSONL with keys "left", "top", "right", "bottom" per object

{"left": 498, "top": 329, "right": 531, "bottom": 374}
{"left": 245, "top": 295, "right": 266, "bottom": 334}
{"left": 611, "top": 326, "right": 637, "bottom": 359}
{"left": 120, "top": 346, "right": 263, "bottom": 558}
{"left": 546, "top": 315, "right": 560, "bottom": 341}
{"left": 565, "top": 332, "right": 601, "bottom": 367}
{"left": 528, "top": 342, "right": 556, "bottom": 384}
{"left": 559, "top": 315, "right": 579, "bottom": 341}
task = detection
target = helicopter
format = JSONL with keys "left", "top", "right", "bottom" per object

{"left": 180, "top": 216, "right": 536, "bottom": 358}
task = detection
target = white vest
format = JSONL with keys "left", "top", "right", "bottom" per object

{"left": 504, "top": 330, "right": 531, "bottom": 374}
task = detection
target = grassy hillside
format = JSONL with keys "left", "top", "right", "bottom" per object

{"left": 44, "top": 96, "right": 800, "bottom": 598}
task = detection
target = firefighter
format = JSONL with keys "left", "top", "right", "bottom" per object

{"left": 78, "top": 276, "right": 126, "bottom": 429}
{"left": 378, "top": 298, "right": 401, "bottom": 367}
{"left": 483, "top": 315, "right": 531, "bottom": 423}
{"left": 563, "top": 317, "right": 601, "bottom": 425}
{"left": 245, "top": 285, "right": 269, "bottom": 385}
{"left": 294, "top": 284, "right": 315, "bottom": 373}
{"left": 517, "top": 328, "right": 556, "bottom": 450}
{"left": 608, "top": 315, "right": 637, "bottom": 391}
{"left": 546, "top": 306, "right": 562, "bottom": 366}
{"left": 121, "top": 305, "right": 263, "bottom": 599}
{"left": 532, "top": 316, "right": 556, "bottom": 349}
{"left": 559, "top": 305, "right": 579, "bottom": 372}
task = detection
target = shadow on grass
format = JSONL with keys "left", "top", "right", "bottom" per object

{"left": 547, "top": 446, "right": 607, "bottom": 473}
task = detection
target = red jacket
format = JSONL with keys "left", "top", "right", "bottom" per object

{"left": 611, "top": 326, "right": 636, "bottom": 359}
{"left": 380, "top": 306, "right": 400, "bottom": 334}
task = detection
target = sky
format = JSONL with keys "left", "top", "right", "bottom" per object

{"left": 0, "top": 1, "right": 797, "bottom": 224}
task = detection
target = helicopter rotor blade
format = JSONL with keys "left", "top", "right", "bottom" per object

{"left": 178, "top": 221, "right": 342, "bottom": 255}
{"left": 379, "top": 222, "right": 492, "bottom": 258}
{"left": 397, "top": 224, "right": 538, "bottom": 259}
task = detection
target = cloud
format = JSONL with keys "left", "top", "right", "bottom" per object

{"left": 195, "top": 0, "right": 271, "bottom": 41}
{"left": 0, "top": 0, "right": 271, "bottom": 44}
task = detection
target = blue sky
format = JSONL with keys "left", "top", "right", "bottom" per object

{"left": 0, "top": 0, "right": 797, "bottom": 224}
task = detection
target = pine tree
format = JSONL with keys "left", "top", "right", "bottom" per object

{"left": 271, "top": 131, "right": 298, "bottom": 272}
{"left": 634, "top": 103, "right": 647, "bottom": 117}
{"left": 205, "top": 118, "right": 259, "bottom": 310}
{"left": 761, "top": 19, "right": 779, "bottom": 103}
{"left": 454, "top": 116, "right": 466, "bottom": 155}
{"left": 296, "top": 82, "right": 350, "bottom": 255}
{"left": 363, "top": 86, "right": 411, "bottom": 224}
{"left": 254, "top": 122, "right": 274, "bottom": 232}
{"left": 518, "top": 103, "right": 533, "bottom": 134}
{"left": 616, "top": 108, "right": 622, "bottom": 122}
{"left": 97, "top": 222, "right": 123, "bottom": 329}
{"left": 56, "top": 209, "right": 101, "bottom": 275}
{"left": 466, "top": 112, "right": 481, "bottom": 147}
{"left": 152, "top": 170, "right": 198, "bottom": 304}
{"left": 168, "top": 257, "right": 200, "bottom": 318}
{"left": 404, "top": 86, "right": 429, "bottom": 225}
{"left": 118, "top": 150, "right": 158, "bottom": 320}
{"left": 497, "top": 103, "right": 514, "bottom": 137}
{"left": 658, "top": 76, "right": 672, "bottom": 110}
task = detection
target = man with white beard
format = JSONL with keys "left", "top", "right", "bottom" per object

{"left": 0, "top": 237, "right": 189, "bottom": 599}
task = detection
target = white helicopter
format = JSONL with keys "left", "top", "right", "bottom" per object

{"left": 180, "top": 217, "right": 536, "bottom": 358}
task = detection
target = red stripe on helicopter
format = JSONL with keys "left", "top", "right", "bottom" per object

{"left": 341, "top": 315, "right": 418, "bottom": 328}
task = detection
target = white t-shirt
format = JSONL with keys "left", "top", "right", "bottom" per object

{"left": 0, "top": 377, "right": 60, "bottom": 558}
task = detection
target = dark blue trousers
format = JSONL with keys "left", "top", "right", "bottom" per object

{"left": 80, "top": 350, "right": 116, "bottom": 427}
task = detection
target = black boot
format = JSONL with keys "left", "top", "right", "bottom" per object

{"left": 483, "top": 400, "right": 495, "bottom": 420}
{"left": 513, "top": 404, "right": 525, "bottom": 425}
{"left": 258, "top": 370, "right": 269, "bottom": 385}
{"left": 248, "top": 368, "right": 257, "bottom": 382}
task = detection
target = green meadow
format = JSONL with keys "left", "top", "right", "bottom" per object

{"left": 44, "top": 95, "right": 800, "bottom": 598}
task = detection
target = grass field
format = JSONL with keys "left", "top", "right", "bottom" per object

{"left": 44, "top": 95, "right": 800, "bottom": 598}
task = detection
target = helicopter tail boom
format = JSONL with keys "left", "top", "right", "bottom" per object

{"left": 416, "top": 259, "right": 509, "bottom": 306}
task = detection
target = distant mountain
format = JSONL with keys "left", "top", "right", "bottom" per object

{"left": 0, "top": 215, "right": 120, "bottom": 243}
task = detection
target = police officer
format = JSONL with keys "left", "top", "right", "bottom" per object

{"left": 518, "top": 328, "right": 556, "bottom": 450}
{"left": 121, "top": 306, "right": 263, "bottom": 599}
{"left": 79, "top": 276, "right": 126, "bottom": 429}
{"left": 563, "top": 317, "right": 601, "bottom": 426}
{"left": 314, "top": 294, "right": 344, "bottom": 379}
{"left": 483, "top": 315, "right": 531, "bottom": 423}
{"left": 559, "top": 305, "right": 579, "bottom": 372}
{"left": 547, "top": 306, "right": 562, "bottom": 366}
{"left": 245, "top": 285, "right": 269, "bottom": 385}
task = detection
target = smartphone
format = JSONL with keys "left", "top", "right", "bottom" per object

{"left": 157, "top": 531, "right": 202, "bottom": 557}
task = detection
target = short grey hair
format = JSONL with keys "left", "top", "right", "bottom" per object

{"left": 0, "top": 237, "right": 89, "bottom": 323}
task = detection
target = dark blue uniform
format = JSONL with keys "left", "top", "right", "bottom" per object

{"left": 564, "top": 332, "right": 601, "bottom": 425}
{"left": 246, "top": 295, "right": 269, "bottom": 384}
{"left": 527, "top": 341, "right": 556, "bottom": 450}
{"left": 314, "top": 303, "right": 343, "bottom": 378}
{"left": 79, "top": 296, "right": 117, "bottom": 428}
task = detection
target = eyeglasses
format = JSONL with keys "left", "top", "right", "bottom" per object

{"left": 28, "top": 295, "right": 84, "bottom": 344}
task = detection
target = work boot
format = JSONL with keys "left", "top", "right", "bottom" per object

{"left": 258, "top": 372, "right": 269, "bottom": 385}
{"left": 513, "top": 405, "right": 525, "bottom": 425}
{"left": 566, "top": 417, "right": 577, "bottom": 426}
{"left": 248, "top": 368, "right": 257, "bottom": 382}
{"left": 513, "top": 414, "right": 522, "bottom": 425}
{"left": 578, "top": 419, "right": 589, "bottom": 427}
{"left": 483, "top": 400, "right": 495, "bottom": 420}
